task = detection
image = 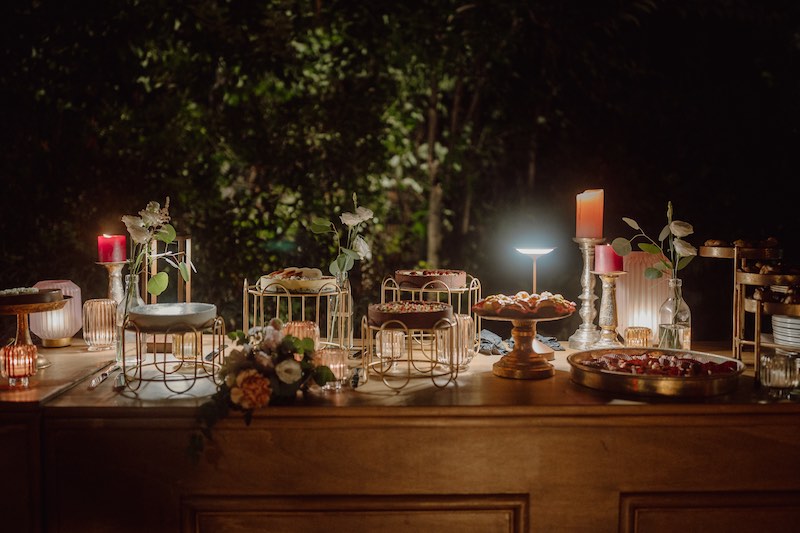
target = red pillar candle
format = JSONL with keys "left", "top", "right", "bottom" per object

{"left": 576, "top": 189, "right": 604, "bottom": 238}
{"left": 594, "top": 244, "right": 624, "bottom": 273}
{"left": 97, "top": 234, "right": 126, "bottom": 263}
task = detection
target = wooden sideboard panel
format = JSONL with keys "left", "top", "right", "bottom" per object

{"left": 620, "top": 491, "right": 800, "bottom": 533}
{"left": 181, "top": 494, "right": 528, "bottom": 533}
{"left": 0, "top": 413, "right": 40, "bottom": 533}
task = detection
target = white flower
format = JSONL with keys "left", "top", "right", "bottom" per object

{"left": 256, "top": 325, "right": 284, "bottom": 353}
{"left": 139, "top": 199, "right": 170, "bottom": 227}
{"left": 340, "top": 206, "right": 373, "bottom": 227}
{"left": 673, "top": 238, "right": 697, "bottom": 257}
{"left": 352, "top": 235, "right": 371, "bottom": 260}
{"left": 122, "top": 215, "right": 151, "bottom": 244}
{"left": 275, "top": 359, "right": 302, "bottom": 384}
{"left": 670, "top": 220, "right": 694, "bottom": 238}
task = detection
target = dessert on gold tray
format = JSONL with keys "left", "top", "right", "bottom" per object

{"left": 258, "top": 267, "right": 338, "bottom": 293}
{"left": 472, "top": 291, "right": 576, "bottom": 319}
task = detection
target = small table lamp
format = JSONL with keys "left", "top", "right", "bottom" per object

{"left": 515, "top": 248, "right": 554, "bottom": 294}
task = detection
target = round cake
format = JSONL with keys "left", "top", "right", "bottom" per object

{"left": 259, "top": 267, "right": 338, "bottom": 293}
{"left": 394, "top": 269, "right": 467, "bottom": 289}
{"left": 368, "top": 300, "right": 454, "bottom": 330}
{"left": 472, "top": 291, "right": 576, "bottom": 319}
{"left": 0, "top": 287, "right": 63, "bottom": 306}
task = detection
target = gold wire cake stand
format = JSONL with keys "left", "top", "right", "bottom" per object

{"left": 482, "top": 313, "right": 571, "bottom": 380}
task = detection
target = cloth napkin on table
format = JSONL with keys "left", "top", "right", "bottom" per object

{"left": 479, "top": 329, "right": 564, "bottom": 355}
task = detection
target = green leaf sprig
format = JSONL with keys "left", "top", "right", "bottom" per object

{"left": 310, "top": 192, "right": 373, "bottom": 277}
{"left": 611, "top": 201, "right": 697, "bottom": 280}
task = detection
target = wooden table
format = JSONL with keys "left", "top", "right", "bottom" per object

{"left": 3, "top": 340, "right": 800, "bottom": 532}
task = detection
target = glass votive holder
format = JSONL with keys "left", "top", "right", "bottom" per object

{"left": 760, "top": 351, "right": 799, "bottom": 400}
{"left": 435, "top": 315, "right": 474, "bottom": 370}
{"left": 283, "top": 321, "right": 320, "bottom": 352}
{"left": 624, "top": 326, "right": 652, "bottom": 347}
{"left": 316, "top": 346, "right": 348, "bottom": 391}
{"left": 377, "top": 330, "right": 406, "bottom": 360}
{"left": 2, "top": 344, "right": 38, "bottom": 387}
{"left": 82, "top": 298, "right": 118, "bottom": 351}
{"left": 172, "top": 331, "right": 202, "bottom": 361}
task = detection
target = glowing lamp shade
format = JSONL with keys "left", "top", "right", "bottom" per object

{"left": 29, "top": 280, "right": 83, "bottom": 347}
{"left": 616, "top": 252, "right": 670, "bottom": 346}
{"left": 516, "top": 248, "right": 554, "bottom": 294}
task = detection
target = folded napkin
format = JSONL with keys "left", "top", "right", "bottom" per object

{"left": 479, "top": 328, "right": 564, "bottom": 355}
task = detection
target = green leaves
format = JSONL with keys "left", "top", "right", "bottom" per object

{"left": 155, "top": 223, "right": 176, "bottom": 243}
{"left": 313, "top": 365, "right": 335, "bottom": 386}
{"left": 611, "top": 237, "right": 631, "bottom": 256}
{"left": 310, "top": 217, "right": 333, "bottom": 234}
{"left": 329, "top": 252, "right": 354, "bottom": 276}
{"left": 622, "top": 217, "right": 640, "bottom": 230}
{"left": 638, "top": 242, "right": 661, "bottom": 255}
{"left": 147, "top": 271, "right": 169, "bottom": 295}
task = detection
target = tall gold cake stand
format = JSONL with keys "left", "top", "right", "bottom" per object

{"left": 0, "top": 298, "right": 70, "bottom": 369}
{"left": 483, "top": 313, "right": 571, "bottom": 379}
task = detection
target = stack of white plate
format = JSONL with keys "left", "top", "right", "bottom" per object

{"left": 772, "top": 315, "right": 800, "bottom": 351}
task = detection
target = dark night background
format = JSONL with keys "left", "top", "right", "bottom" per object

{"left": 1, "top": 0, "right": 798, "bottom": 343}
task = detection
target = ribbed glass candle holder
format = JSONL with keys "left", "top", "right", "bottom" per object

{"left": 83, "top": 298, "right": 118, "bottom": 351}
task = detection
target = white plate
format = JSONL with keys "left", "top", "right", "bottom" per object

{"left": 773, "top": 315, "right": 800, "bottom": 325}
{"left": 128, "top": 302, "right": 217, "bottom": 332}
{"left": 773, "top": 334, "right": 800, "bottom": 349}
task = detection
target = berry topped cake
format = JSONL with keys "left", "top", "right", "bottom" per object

{"left": 0, "top": 287, "right": 63, "bottom": 306}
{"left": 472, "top": 291, "right": 576, "bottom": 319}
{"left": 394, "top": 269, "right": 467, "bottom": 289}
{"left": 259, "top": 267, "right": 338, "bottom": 293}
{"left": 368, "top": 300, "right": 454, "bottom": 330}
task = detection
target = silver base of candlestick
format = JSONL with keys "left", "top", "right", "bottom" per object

{"left": 569, "top": 237, "right": 605, "bottom": 350}
{"left": 591, "top": 271, "right": 625, "bottom": 348}
{"left": 98, "top": 261, "right": 127, "bottom": 307}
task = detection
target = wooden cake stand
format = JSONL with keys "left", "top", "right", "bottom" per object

{"left": 0, "top": 298, "right": 70, "bottom": 369}
{"left": 482, "top": 313, "right": 571, "bottom": 380}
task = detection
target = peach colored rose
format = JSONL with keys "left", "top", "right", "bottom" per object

{"left": 229, "top": 369, "right": 271, "bottom": 410}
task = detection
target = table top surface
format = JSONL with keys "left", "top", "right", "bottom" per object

{"left": 4, "top": 336, "right": 796, "bottom": 418}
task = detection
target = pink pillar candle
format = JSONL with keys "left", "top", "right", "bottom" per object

{"left": 97, "top": 234, "right": 126, "bottom": 263}
{"left": 594, "top": 244, "right": 624, "bottom": 273}
{"left": 576, "top": 189, "right": 604, "bottom": 238}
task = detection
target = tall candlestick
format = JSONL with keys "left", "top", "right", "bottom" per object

{"left": 591, "top": 271, "right": 626, "bottom": 348}
{"left": 569, "top": 237, "right": 605, "bottom": 349}
{"left": 576, "top": 189, "right": 604, "bottom": 238}
{"left": 594, "top": 244, "right": 624, "bottom": 273}
{"left": 97, "top": 234, "right": 127, "bottom": 263}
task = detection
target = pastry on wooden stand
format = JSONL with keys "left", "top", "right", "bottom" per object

{"left": 473, "top": 291, "right": 576, "bottom": 379}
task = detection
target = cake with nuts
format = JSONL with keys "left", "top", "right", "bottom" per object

{"left": 368, "top": 300, "right": 454, "bottom": 329}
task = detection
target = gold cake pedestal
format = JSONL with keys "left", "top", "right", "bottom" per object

{"left": 483, "top": 314, "right": 571, "bottom": 380}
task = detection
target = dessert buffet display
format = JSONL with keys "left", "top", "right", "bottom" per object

{"left": 245, "top": 269, "right": 352, "bottom": 351}
{"left": 360, "top": 300, "right": 463, "bottom": 390}
{"left": 473, "top": 291, "right": 575, "bottom": 379}
{"left": 568, "top": 347, "right": 744, "bottom": 397}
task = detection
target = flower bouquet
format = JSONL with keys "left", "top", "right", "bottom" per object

{"left": 190, "top": 319, "right": 335, "bottom": 459}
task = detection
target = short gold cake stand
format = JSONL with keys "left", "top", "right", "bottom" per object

{"left": 0, "top": 299, "right": 70, "bottom": 370}
{"left": 483, "top": 314, "right": 570, "bottom": 379}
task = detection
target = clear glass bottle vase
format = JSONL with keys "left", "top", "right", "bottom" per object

{"left": 657, "top": 278, "right": 691, "bottom": 350}
{"left": 116, "top": 274, "right": 146, "bottom": 364}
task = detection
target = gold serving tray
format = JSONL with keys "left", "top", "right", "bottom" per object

{"left": 567, "top": 347, "right": 744, "bottom": 398}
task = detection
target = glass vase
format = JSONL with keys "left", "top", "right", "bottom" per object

{"left": 116, "top": 274, "right": 146, "bottom": 364}
{"left": 657, "top": 278, "right": 691, "bottom": 350}
{"left": 326, "top": 272, "right": 352, "bottom": 350}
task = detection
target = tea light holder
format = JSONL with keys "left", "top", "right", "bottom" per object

{"left": 624, "top": 326, "right": 652, "bottom": 347}
{"left": 83, "top": 298, "right": 118, "bottom": 351}
{"left": 569, "top": 237, "right": 605, "bottom": 349}
{"left": 283, "top": 321, "right": 321, "bottom": 352}
{"left": 30, "top": 280, "right": 83, "bottom": 350}
{"left": 2, "top": 344, "right": 37, "bottom": 387}
{"left": 591, "top": 271, "right": 626, "bottom": 348}
{"left": 316, "top": 346, "right": 349, "bottom": 391}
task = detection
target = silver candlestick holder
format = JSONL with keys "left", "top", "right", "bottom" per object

{"left": 98, "top": 261, "right": 127, "bottom": 306}
{"left": 592, "top": 271, "right": 626, "bottom": 348}
{"left": 568, "top": 237, "right": 605, "bottom": 349}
